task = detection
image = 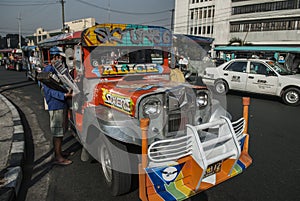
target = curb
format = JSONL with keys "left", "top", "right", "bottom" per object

{"left": 0, "top": 94, "right": 25, "bottom": 201}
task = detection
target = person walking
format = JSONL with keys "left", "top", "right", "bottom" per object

{"left": 42, "top": 57, "right": 73, "bottom": 166}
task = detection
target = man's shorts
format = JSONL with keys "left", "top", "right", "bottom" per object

{"left": 49, "top": 109, "right": 67, "bottom": 138}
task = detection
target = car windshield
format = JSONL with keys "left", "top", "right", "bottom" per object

{"left": 267, "top": 61, "right": 293, "bottom": 75}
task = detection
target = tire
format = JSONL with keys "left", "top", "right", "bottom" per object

{"left": 282, "top": 88, "right": 300, "bottom": 106}
{"left": 214, "top": 79, "right": 228, "bottom": 95}
{"left": 99, "top": 135, "right": 131, "bottom": 196}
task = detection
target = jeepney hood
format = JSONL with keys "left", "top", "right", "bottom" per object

{"left": 94, "top": 76, "right": 206, "bottom": 116}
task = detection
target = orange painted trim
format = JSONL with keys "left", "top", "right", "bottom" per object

{"left": 139, "top": 164, "right": 149, "bottom": 201}
{"left": 243, "top": 97, "right": 250, "bottom": 134}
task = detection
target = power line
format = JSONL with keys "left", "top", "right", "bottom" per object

{"left": 75, "top": 0, "right": 172, "bottom": 15}
{"left": 0, "top": 2, "right": 57, "bottom": 6}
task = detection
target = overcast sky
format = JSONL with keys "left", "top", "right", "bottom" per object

{"left": 0, "top": 0, "right": 175, "bottom": 36}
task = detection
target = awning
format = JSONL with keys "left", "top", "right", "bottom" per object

{"left": 38, "top": 31, "right": 82, "bottom": 48}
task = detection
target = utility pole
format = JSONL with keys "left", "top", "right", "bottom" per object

{"left": 108, "top": 0, "right": 111, "bottom": 23}
{"left": 17, "top": 12, "right": 22, "bottom": 49}
{"left": 171, "top": 9, "right": 175, "bottom": 32}
{"left": 59, "top": 0, "right": 66, "bottom": 32}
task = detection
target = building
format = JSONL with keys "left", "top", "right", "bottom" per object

{"left": 230, "top": 0, "right": 300, "bottom": 46}
{"left": 0, "top": 34, "right": 26, "bottom": 49}
{"left": 26, "top": 17, "right": 96, "bottom": 46}
{"left": 174, "top": 0, "right": 300, "bottom": 48}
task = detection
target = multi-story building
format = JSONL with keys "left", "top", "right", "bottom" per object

{"left": 174, "top": 0, "right": 300, "bottom": 48}
{"left": 26, "top": 17, "right": 96, "bottom": 46}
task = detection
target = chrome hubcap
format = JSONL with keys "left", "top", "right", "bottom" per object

{"left": 100, "top": 145, "right": 112, "bottom": 182}
{"left": 286, "top": 91, "right": 299, "bottom": 104}
{"left": 216, "top": 83, "right": 225, "bottom": 94}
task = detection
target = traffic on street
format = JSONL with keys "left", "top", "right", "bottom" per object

{"left": 0, "top": 66, "right": 299, "bottom": 201}
{"left": 1, "top": 1, "right": 300, "bottom": 201}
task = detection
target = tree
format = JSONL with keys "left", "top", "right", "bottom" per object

{"left": 228, "top": 37, "right": 252, "bottom": 46}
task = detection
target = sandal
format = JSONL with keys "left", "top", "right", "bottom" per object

{"left": 53, "top": 159, "right": 73, "bottom": 166}
{"left": 62, "top": 151, "right": 75, "bottom": 158}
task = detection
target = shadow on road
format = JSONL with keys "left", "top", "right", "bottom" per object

{"left": 0, "top": 80, "right": 36, "bottom": 93}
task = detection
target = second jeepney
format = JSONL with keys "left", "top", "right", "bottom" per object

{"left": 53, "top": 24, "right": 252, "bottom": 200}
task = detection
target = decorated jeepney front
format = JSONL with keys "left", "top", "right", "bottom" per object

{"left": 76, "top": 24, "right": 252, "bottom": 200}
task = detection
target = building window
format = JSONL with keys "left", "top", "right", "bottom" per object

{"left": 208, "top": 8, "right": 212, "bottom": 18}
{"left": 194, "top": 27, "right": 198, "bottom": 34}
{"left": 190, "top": 10, "right": 194, "bottom": 20}
{"left": 207, "top": 26, "right": 211, "bottom": 34}
{"left": 203, "top": 26, "right": 206, "bottom": 34}
{"left": 190, "top": 27, "right": 193, "bottom": 34}
{"left": 232, "top": 0, "right": 298, "bottom": 15}
{"left": 198, "top": 26, "right": 202, "bottom": 34}
{"left": 230, "top": 18, "right": 299, "bottom": 32}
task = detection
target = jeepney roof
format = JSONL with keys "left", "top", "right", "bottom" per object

{"left": 81, "top": 23, "right": 172, "bottom": 47}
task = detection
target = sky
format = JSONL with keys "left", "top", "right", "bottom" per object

{"left": 0, "top": 0, "right": 175, "bottom": 36}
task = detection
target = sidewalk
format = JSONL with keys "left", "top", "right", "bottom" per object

{"left": 0, "top": 94, "right": 25, "bottom": 201}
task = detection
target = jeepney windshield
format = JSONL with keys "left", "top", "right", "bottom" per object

{"left": 89, "top": 47, "right": 164, "bottom": 67}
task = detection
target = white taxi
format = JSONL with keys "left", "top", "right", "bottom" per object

{"left": 202, "top": 58, "right": 300, "bottom": 106}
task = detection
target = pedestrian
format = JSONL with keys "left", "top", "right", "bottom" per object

{"left": 170, "top": 63, "right": 185, "bottom": 83}
{"left": 9, "top": 53, "right": 14, "bottom": 66}
{"left": 42, "top": 56, "right": 73, "bottom": 166}
{"left": 29, "top": 51, "right": 36, "bottom": 68}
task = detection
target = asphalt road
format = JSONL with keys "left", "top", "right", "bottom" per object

{"left": 1, "top": 67, "right": 300, "bottom": 201}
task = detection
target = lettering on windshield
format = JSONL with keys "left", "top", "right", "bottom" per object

{"left": 102, "top": 63, "right": 160, "bottom": 75}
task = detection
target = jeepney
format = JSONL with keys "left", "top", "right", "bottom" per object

{"left": 57, "top": 24, "right": 252, "bottom": 200}
{"left": 4, "top": 48, "right": 24, "bottom": 71}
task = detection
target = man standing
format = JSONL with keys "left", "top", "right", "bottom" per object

{"left": 43, "top": 58, "right": 73, "bottom": 165}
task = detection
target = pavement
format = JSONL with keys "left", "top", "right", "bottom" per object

{"left": 0, "top": 94, "right": 25, "bottom": 201}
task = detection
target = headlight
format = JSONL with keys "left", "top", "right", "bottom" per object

{"left": 143, "top": 98, "right": 161, "bottom": 117}
{"left": 196, "top": 92, "right": 208, "bottom": 108}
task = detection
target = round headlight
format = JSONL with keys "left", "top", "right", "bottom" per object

{"left": 196, "top": 92, "right": 208, "bottom": 108}
{"left": 143, "top": 98, "right": 161, "bottom": 117}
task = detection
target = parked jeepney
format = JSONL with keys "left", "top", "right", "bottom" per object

{"left": 0, "top": 48, "right": 13, "bottom": 66}
{"left": 39, "top": 24, "right": 252, "bottom": 200}
{"left": 4, "top": 48, "right": 24, "bottom": 71}
{"left": 22, "top": 46, "right": 42, "bottom": 82}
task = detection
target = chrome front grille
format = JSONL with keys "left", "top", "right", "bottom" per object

{"left": 166, "top": 87, "right": 195, "bottom": 134}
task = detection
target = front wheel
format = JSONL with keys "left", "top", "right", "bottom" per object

{"left": 282, "top": 88, "right": 300, "bottom": 106}
{"left": 99, "top": 135, "right": 131, "bottom": 196}
{"left": 214, "top": 79, "right": 228, "bottom": 95}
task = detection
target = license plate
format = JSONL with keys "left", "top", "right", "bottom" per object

{"left": 204, "top": 161, "right": 222, "bottom": 178}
